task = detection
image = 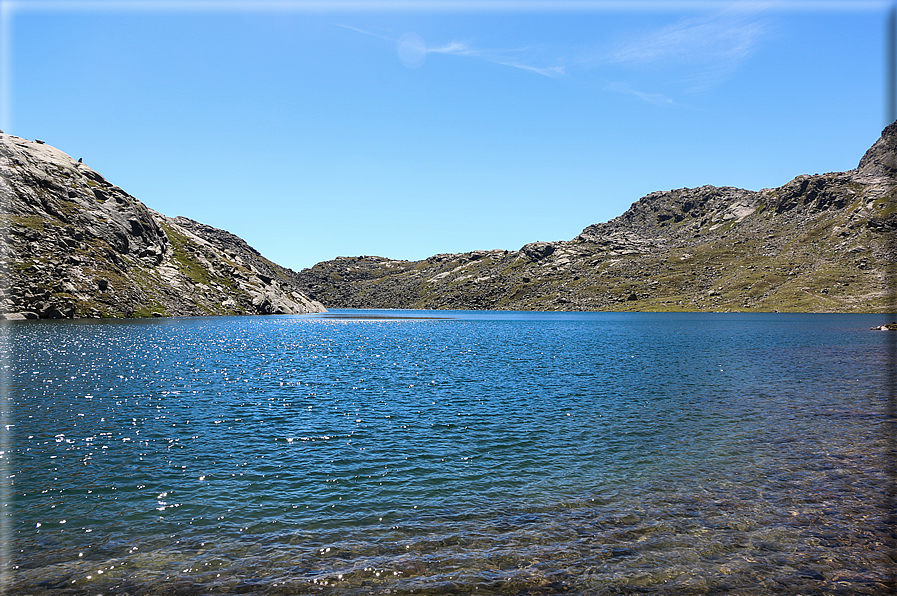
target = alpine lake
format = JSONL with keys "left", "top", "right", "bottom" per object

{"left": 2, "top": 310, "right": 894, "bottom": 595}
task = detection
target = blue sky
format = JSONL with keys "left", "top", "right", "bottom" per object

{"left": 2, "top": 1, "right": 891, "bottom": 270}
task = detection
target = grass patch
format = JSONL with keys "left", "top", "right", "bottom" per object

{"left": 6, "top": 214, "right": 53, "bottom": 231}
{"left": 160, "top": 223, "right": 213, "bottom": 285}
{"left": 130, "top": 302, "right": 168, "bottom": 318}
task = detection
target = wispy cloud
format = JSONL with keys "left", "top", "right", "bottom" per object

{"left": 440, "top": 43, "right": 567, "bottom": 77}
{"left": 335, "top": 23, "right": 392, "bottom": 42}
{"left": 609, "top": 7, "right": 767, "bottom": 80}
{"left": 606, "top": 81, "right": 673, "bottom": 105}
{"left": 337, "top": 23, "right": 566, "bottom": 77}
{"left": 496, "top": 61, "right": 566, "bottom": 77}
{"left": 339, "top": 5, "right": 765, "bottom": 87}
{"left": 610, "top": 12, "right": 766, "bottom": 66}
{"left": 426, "top": 40, "right": 475, "bottom": 55}
{"left": 595, "top": 5, "right": 770, "bottom": 97}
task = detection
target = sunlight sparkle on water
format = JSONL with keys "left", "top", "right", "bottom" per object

{"left": 4, "top": 311, "right": 893, "bottom": 594}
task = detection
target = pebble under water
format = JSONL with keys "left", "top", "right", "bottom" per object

{"left": 1, "top": 310, "right": 894, "bottom": 595}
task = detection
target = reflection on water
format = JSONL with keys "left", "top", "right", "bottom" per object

{"left": 3, "top": 311, "right": 894, "bottom": 594}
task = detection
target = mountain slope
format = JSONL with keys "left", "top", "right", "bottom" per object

{"left": 295, "top": 124, "right": 896, "bottom": 313}
{"left": 0, "top": 134, "right": 325, "bottom": 319}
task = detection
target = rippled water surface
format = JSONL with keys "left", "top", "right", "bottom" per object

{"left": 2, "top": 311, "right": 894, "bottom": 594}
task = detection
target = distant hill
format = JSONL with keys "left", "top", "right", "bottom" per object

{"left": 295, "top": 124, "right": 896, "bottom": 312}
{"left": 0, "top": 134, "right": 325, "bottom": 319}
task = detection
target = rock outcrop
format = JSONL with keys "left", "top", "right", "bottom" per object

{"left": 0, "top": 133, "right": 326, "bottom": 319}
{"left": 295, "top": 124, "right": 896, "bottom": 313}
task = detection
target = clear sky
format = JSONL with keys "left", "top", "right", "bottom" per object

{"left": 1, "top": 1, "right": 892, "bottom": 271}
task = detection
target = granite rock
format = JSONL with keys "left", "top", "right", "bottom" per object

{"left": 0, "top": 134, "right": 325, "bottom": 319}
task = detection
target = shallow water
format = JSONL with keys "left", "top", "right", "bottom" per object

{"left": 2, "top": 311, "right": 894, "bottom": 594}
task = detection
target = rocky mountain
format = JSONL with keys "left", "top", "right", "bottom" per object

{"left": 0, "top": 134, "right": 325, "bottom": 319}
{"left": 295, "top": 124, "right": 896, "bottom": 312}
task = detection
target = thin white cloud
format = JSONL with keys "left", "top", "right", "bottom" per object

{"left": 598, "top": 5, "right": 771, "bottom": 93}
{"left": 609, "top": 8, "right": 767, "bottom": 67}
{"left": 335, "top": 23, "right": 392, "bottom": 42}
{"left": 433, "top": 43, "right": 567, "bottom": 77}
{"left": 451, "top": 45, "right": 567, "bottom": 77}
{"left": 495, "top": 61, "right": 566, "bottom": 77}
{"left": 338, "top": 23, "right": 566, "bottom": 77}
{"left": 427, "top": 41, "right": 475, "bottom": 55}
{"left": 606, "top": 81, "right": 673, "bottom": 104}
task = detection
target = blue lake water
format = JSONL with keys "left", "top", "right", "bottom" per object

{"left": 1, "top": 310, "right": 894, "bottom": 594}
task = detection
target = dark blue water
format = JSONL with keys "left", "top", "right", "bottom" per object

{"left": 2, "top": 311, "right": 894, "bottom": 594}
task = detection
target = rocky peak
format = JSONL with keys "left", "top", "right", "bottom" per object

{"left": 856, "top": 119, "right": 897, "bottom": 184}
{"left": 1, "top": 134, "right": 325, "bottom": 319}
{"left": 1, "top": 134, "right": 169, "bottom": 265}
{"left": 575, "top": 185, "right": 759, "bottom": 251}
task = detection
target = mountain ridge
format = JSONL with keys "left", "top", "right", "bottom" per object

{"left": 294, "top": 123, "right": 896, "bottom": 313}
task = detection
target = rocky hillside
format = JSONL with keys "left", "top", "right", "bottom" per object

{"left": 0, "top": 134, "right": 325, "bottom": 319}
{"left": 295, "top": 124, "right": 896, "bottom": 312}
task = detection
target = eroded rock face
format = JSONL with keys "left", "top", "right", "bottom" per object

{"left": 295, "top": 124, "right": 896, "bottom": 313}
{"left": 0, "top": 133, "right": 326, "bottom": 319}
{"left": 521, "top": 242, "right": 555, "bottom": 262}
{"left": 857, "top": 119, "right": 897, "bottom": 182}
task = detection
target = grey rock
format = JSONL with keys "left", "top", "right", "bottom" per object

{"left": 0, "top": 134, "right": 325, "bottom": 319}
{"left": 0, "top": 313, "right": 29, "bottom": 320}
{"left": 521, "top": 242, "right": 555, "bottom": 261}
{"left": 856, "top": 120, "right": 897, "bottom": 182}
